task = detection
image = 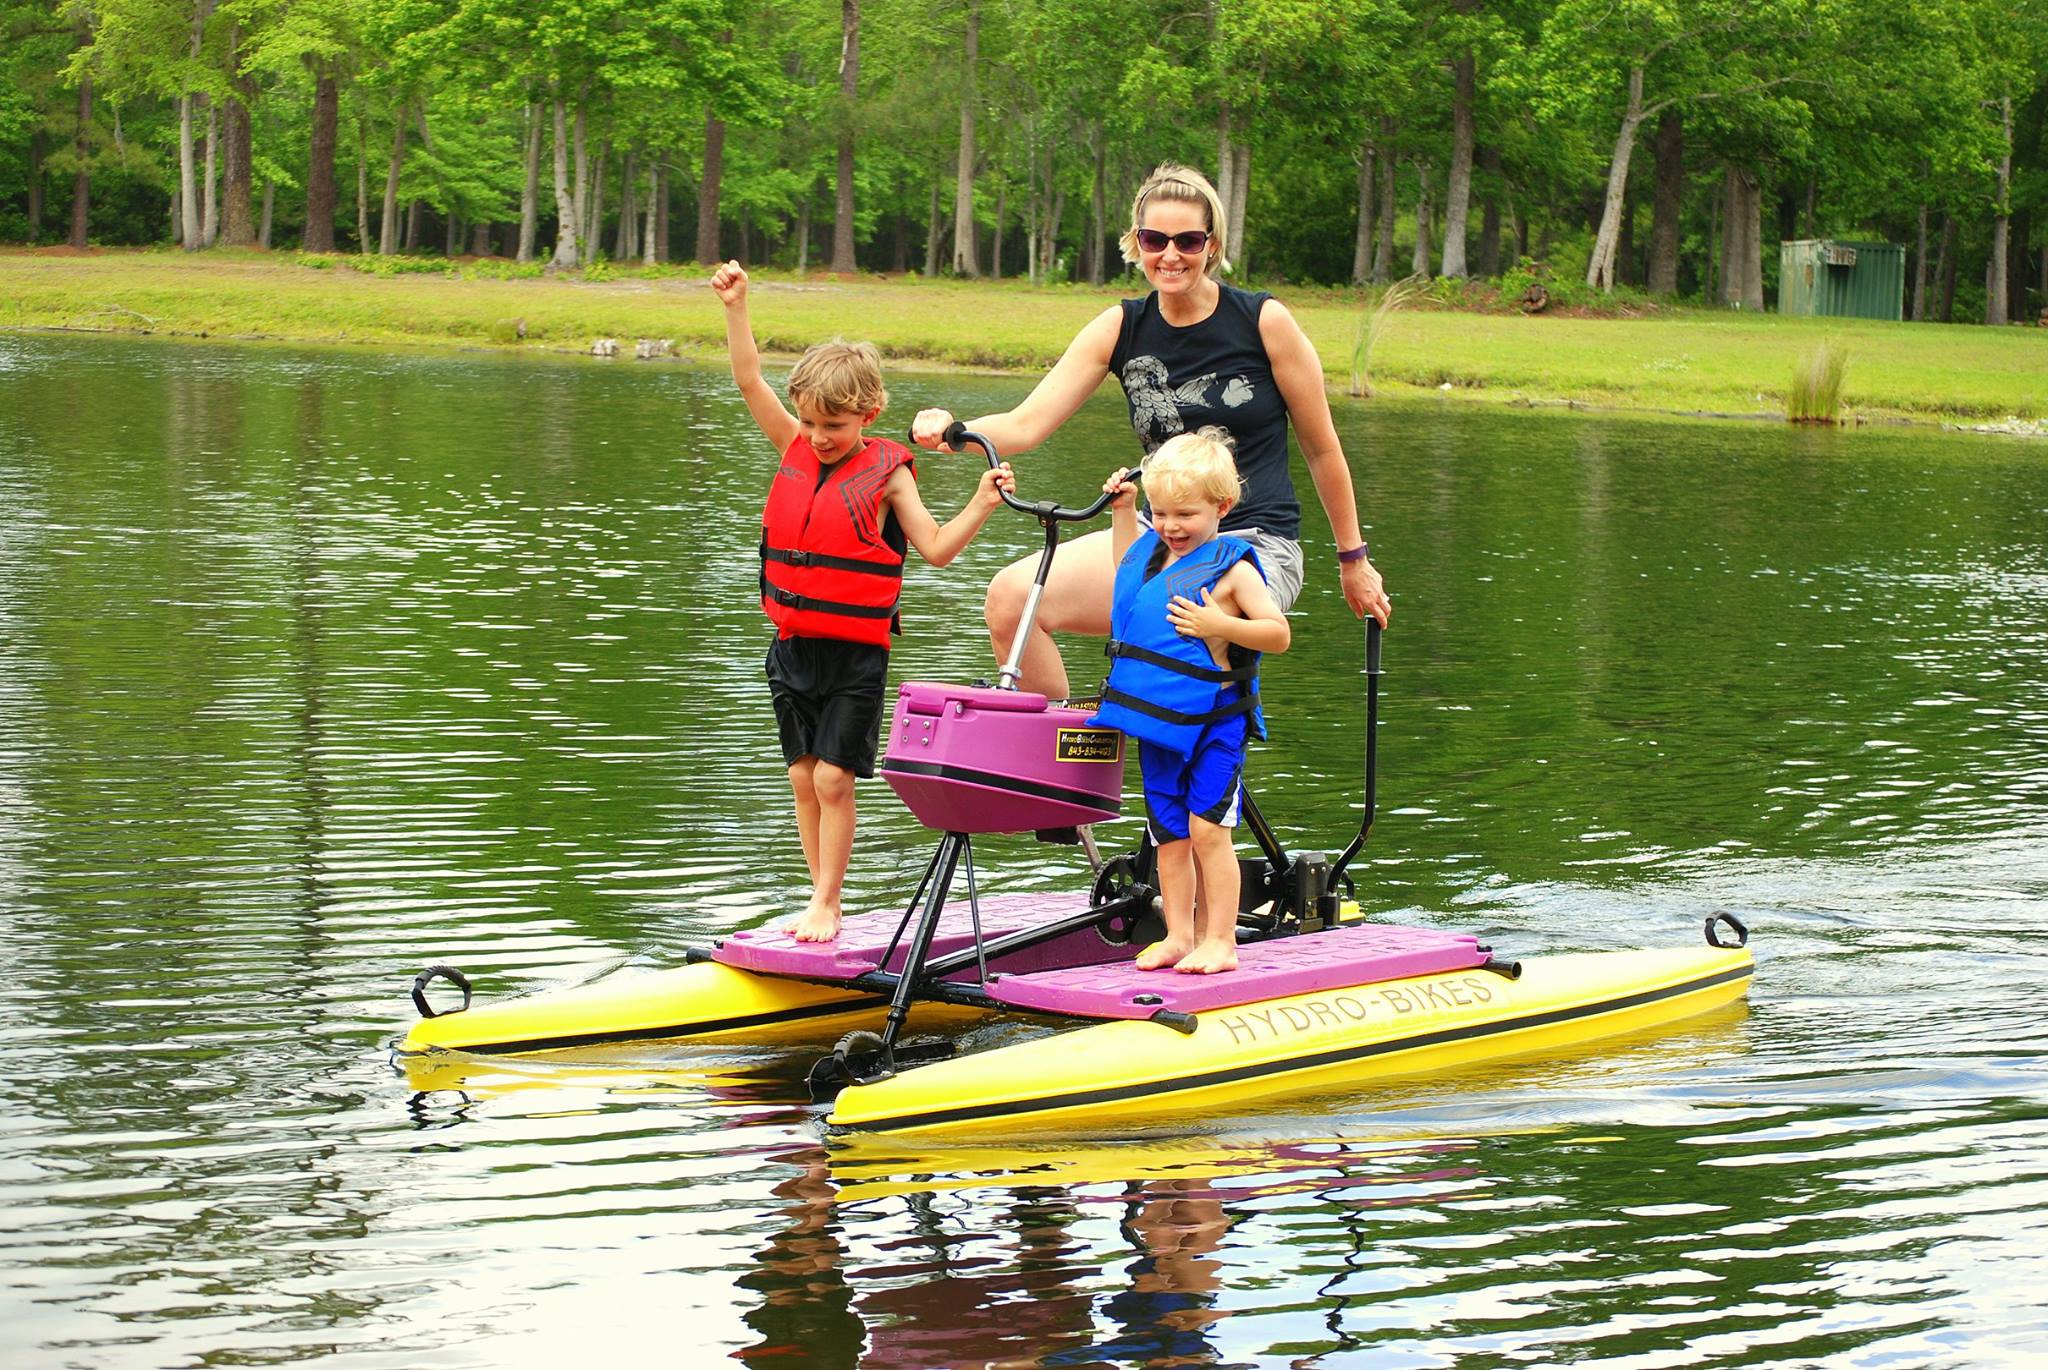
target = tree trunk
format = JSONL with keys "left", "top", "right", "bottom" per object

{"left": 1351, "top": 146, "right": 1375, "bottom": 286}
{"left": 1479, "top": 144, "right": 1502, "bottom": 276}
{"left": 67, "top": 76, "right": 91, "bottom": 249}
{"left": 1410, "top": 161, "right": 1433, "bottom": 278}
{"left": 655, "top": 164, "right": 670, "bottom": 263}
{"left": 1585, "top": 67, "right": 1646, "bottom": 290}
{"left": 1913, "top": 199, "right": 1929, "bottom": 321}
{"left": 403, "top": 199, "right": 419, "bottom": 252}
{"left": 356, "top": 121, "right": 370, "bottom": 254}
{"left": 1226, "top": 140, "right": 1250, "bottom": 272}
{"left": 517, "top": 103, "right": 540, "bottom": 263}
{"left": 795, "top": 196, "right": 811, "bottom": 272}
{"left": 924, "top": 176, "right": 943, "bottom": 275}
{"left": 179, "top": 96, "right": 199, "bottom": 248}
{"left": 990, "top": 180, "right": 1005, "bottom": 278}
{"left": 472, "top": 222, "right": 492, "bottom": 255}
{"left": 1441, "top": 46, "right": 1476, "bottom": 278}
{"left": 179, "top": 5, "right": 207, "bottom": 250}
{"left": 550, "top": 100, "right": 579, "bottom": 269}
{"left": 831, "top": 0, "right": 860, "bottom": 273}
{"left": 201, "top": 97, "right": 218, "bottom": 246}
{"left": 586, "top": 143, "right": 607, "bottom": 256}
{"left": 1373, "top": 125, "right": 1396, "bottom": 282}
{"left": 1982, "top": 93, "right": 2015, "bottom": 325}
{"left": 1935, "top": 214, "right": 1957, "bottom": 322}
{"left": 221, "top": 67, "right": 256, "bottom": 246}
{"left": 1745, "top": 175, "right": 1765, "bottom": 310}
{"left": 952, "top": 0, "right": 980, "bottom": 276}
{"left": 379, "top": 105, "right": 406, "bottom": 255}
{"left": 697, "top": 112, "right": 724, "bottom": 264}
{"left": 259, "top": 181, "right": 274, "bottom": 247}
{"left": 1647, "top": 109, "right": 1682, "bottom": 295}
{"left": 1718, "top": 165, "right": 1741, "bottom": 306}
{"left": 1216, "top": 104, "right": 1236, "bottom": 250}
{"left": 303, "top": 73, "right": 339, "bottom": 252}
{"left": 642, "top": 175, "right": 657, "bottom": 266}
{"left": 1086, "top": 133, "right": 1106, "bottom": 285}
{"left": 617, "top": 149, "right": 638, "bottom": 261}
{"left": 572, "top": 114, "right": 590, "bottom": 252}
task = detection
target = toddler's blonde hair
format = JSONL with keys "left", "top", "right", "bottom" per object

{"left": 1143, "top": 427, "right": 1241, "bottom": 508}
{"left": 786, "top": 339, "right": 888, "bottom": 416}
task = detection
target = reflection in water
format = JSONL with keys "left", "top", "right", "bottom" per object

{"left": 2, "top": 333, "right": 2047, "bottom": 1365}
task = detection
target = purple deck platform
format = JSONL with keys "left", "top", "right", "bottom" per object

{"left": 981, "top": 923, "right": 1490, "bottom": 1019}
{"left": 714, "top": 905, "right": 1489, "bottom": 1020}
{"left": 711, "top": 893, "right": 1108, "bottom": 979}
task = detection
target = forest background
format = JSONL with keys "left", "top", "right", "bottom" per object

{"left": 3, "top": 0, "right": 2045, "bottom": 327}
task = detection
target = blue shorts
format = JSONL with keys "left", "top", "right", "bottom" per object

{"left": 1138, "top": 715, "right": 1248, "bottom": 843}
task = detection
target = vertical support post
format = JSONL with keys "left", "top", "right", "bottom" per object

{"left": 876, "top": 831, "right": 967, "bottom": 1065}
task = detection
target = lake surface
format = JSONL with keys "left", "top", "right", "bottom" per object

{"left": 2, "top": 329, "right": 2045, "bottom": 1367}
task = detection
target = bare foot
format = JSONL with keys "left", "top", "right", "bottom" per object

{"left": 1136, "top": 938, "right": 1192, "bottom": 971}
{"left": 786, "top": 903, "right": 842, "bottom": 943}
{"left": 1175, "top": 941, "right": 1238, "bottom": 975}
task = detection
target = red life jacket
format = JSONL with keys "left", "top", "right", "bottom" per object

{"left": 759, "top": 435, "right": 914, "bottom": 646}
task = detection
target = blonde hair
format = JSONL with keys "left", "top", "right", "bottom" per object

{"left": 1118, "top": 164, "right": 1231, "bottom": 277}
{"left": 1143, "top": 427, "right": 1241, "bottom": 508}
{"left": 786, "top": 339, "right": 888, "bottom": 417}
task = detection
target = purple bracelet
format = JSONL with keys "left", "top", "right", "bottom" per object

{"left": 1337, "top": 541, "right": 1370, "bottom": 564}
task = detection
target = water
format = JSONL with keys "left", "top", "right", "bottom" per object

{"left": 2, "top": 330, "right": 2045, "bottom": 1367}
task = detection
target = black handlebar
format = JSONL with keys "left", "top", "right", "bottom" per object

{"left": 921, "top": 421, "right": 1118, "bottom": 524}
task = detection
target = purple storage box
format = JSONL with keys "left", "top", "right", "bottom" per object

{"left": 880, "top": 681, "right": 1124, "bottom": 834}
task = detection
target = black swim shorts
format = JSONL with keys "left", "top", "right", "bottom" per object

{"left": 765, "top": 635, "right": 891, "bottom": 777}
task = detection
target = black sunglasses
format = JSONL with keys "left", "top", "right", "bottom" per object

{"left": 1134, "top": 228, "right": 1211, "bottom": 255}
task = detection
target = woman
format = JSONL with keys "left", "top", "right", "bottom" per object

{"left": 911, "top": 164, "right": 1391, "bottom": 698}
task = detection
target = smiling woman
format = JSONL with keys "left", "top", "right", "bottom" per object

{"left": 909, "top": 163, "right": 1393, "bottom": 700}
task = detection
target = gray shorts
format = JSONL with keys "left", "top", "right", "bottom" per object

{"left": 1136, "top": 515, "right": 1305, "bottom": 611}
{"left": 1231, "top": 528, "right": 1306, "bottom": 612}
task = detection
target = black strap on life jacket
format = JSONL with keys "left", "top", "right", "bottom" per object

{"left": 763, "top": 587, "right": 899, "bottom": 618}
{"left": 1099, "top": 684, "right": 1260, "bottom": 728}
{"left": 1104, "top": 639, "right": 1258, "bottom": 684}
{"left": 761, "top": 546, "right": 905, "bottom": 578}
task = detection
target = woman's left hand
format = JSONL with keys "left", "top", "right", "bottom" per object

{"left": 1341, "top": 556, "right": 1392, "bottom": 626}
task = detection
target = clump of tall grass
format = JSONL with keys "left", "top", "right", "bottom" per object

{"left": 1787, "top": 339, "right": 1849, "bottom": 423}
{"left": 1349, "top": 275, "right": 1427, "bottom": 398}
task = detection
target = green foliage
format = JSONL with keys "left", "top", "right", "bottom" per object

{"left": 465, "top": 256, "right": 546, "bottom": 280}
{"left": 1787, "top": 338, "right": 1849, "bottom": 422}
{"left": 9, "top": 0, "right": 2046, "bottom": 314}
{"left": 1349, "top": 274, "right": 1425, "bottom": 398}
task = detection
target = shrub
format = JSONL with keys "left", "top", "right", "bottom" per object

{"left": 1787, "top": 339, "right": 1849, "bottom": 423}
{"left": 1349, "top": 275, "right": 1426, "bottom": 398}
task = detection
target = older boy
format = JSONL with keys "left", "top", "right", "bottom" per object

{"left": 712, "top": 261, "right": 1014, "bottom": 941}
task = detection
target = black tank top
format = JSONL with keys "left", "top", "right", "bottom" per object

{"left": 1109, "top": 282, "right": 1299, "bottom": 540}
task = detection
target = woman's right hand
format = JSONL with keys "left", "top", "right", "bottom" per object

{"left": 910, "top": 408, "right": 957, "bottom": 451}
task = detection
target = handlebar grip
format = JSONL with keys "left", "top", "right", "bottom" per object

{"left": 1366, "top": 619, "right": 1384, "bottom": 675}
{"left": 944, "top": 420, "right": 969, "bottom": 449}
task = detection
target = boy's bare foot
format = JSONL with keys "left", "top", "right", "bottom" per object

{"left": 1175, "top": 942, "right": 1238, "bottom": 975}
{"left": 1136, "top": 938, "right": 1192, "bottom": 971}
{"left": 786, "top": 903, "right": 842, "bottom": 943}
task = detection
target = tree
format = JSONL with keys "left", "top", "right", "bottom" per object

{"left": 1525, "top": 0, "right": 1818, "bottom": 292}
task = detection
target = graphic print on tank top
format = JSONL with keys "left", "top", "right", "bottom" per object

{"left": 1120, "top": 355, "right": 1257, "bottom": 451}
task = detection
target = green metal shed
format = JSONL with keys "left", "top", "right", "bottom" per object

{"left": 1778, "top": 239, "right": 1905, "bottom": 321}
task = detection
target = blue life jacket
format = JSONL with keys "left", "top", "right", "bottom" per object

{"left": 1090, "top": 529, "right": 1266, "bottom": 756}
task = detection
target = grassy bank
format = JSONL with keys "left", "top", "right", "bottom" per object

{"left": 5, "top": 246, "right": 2044, "bottom": 426}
